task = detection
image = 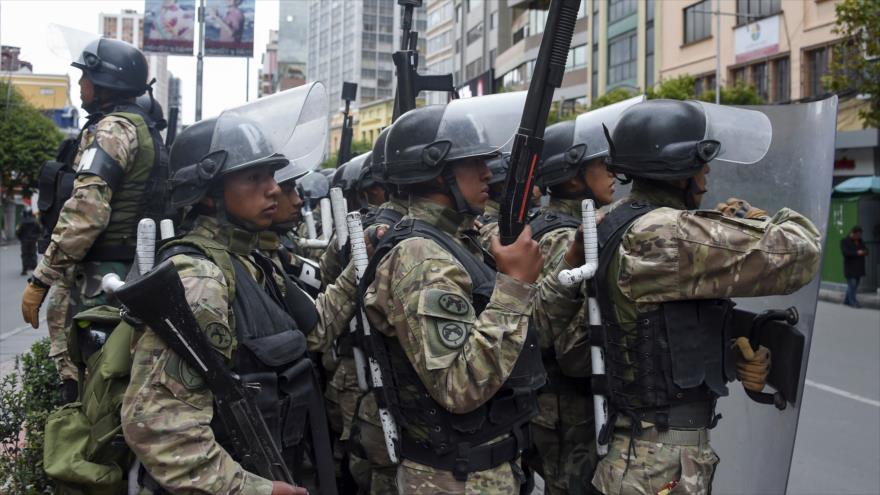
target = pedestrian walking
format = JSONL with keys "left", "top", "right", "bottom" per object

{"left": 15, "top": 210, "right": 41, "bottom": 275}
{"left": 841, "top": 225, "right": 868, "bottom": 308}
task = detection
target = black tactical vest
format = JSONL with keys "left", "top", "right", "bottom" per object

{"left": 359, "top": 218, "right": 545, "bottom": 480}
{"left": 595, "top": 201, "right": 737, "bottom": 430}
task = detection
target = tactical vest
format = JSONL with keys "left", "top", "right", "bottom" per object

{"left": 84, "top": 108, "right": 165, "bottom": 262}
{"left": 156, "top": 235, "right": 326, "bottom": 476}
{"left": 527, "top": 209, "right": 591, "bottom": 396}
{"left": 595, "top": 201, "right": 736, "bottom": 430}
{"left": 359, "top": 218, "right": 545, "bottom": 481}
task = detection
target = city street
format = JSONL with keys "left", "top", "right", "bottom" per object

{"left": 0, "top": 242, "right": 877, "bottom": 493}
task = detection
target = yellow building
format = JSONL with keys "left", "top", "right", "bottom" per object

{"left": 357, "top": 97, "right": 395, "bottom": 145}
{"left": 4, "top": 72, "right": 73, "bottom": 111}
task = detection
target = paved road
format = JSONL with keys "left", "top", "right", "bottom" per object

{"left": 0, "top": 242, "right": 877, "bottom": 493}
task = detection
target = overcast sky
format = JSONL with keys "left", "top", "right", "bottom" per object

{"left": 0, "top": 0, "right": 282, "bottom": 125}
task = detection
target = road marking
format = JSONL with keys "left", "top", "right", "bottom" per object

{"left": 805, "top": 379, "right": 880, "bottom": 408}
{"left": 0, "top": 319, "right": 46, "bottom": 342}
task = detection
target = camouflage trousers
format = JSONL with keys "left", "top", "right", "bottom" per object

{"left": 591, "top": 420, "right": 719, "bottom": 495}
{"left": 325, "top": 356, "right": 359, "bottom": 486}
{"left": 45, "top": 268, "right": 77, "bottom": 381}
{"left": 350, "top": 393, "right": 397, "bottom": 494}
{"left": 531, "top": 392, "right": 599, "bottom": 495}
{"left": 396, "top": 458, "right": 522, "bottom": 495}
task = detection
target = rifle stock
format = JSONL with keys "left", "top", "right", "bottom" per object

{"left": 499, "top": 0, "right": 580, "bottom": 244}
{"left": 113, "top": 260, "right": 296, "bottom": 485}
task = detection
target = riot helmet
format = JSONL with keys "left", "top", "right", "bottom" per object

{"left": 72, "top": 37, "right": 150, "bottom": 98}
{"left": 370, "top": 126, "right": 392, "bottom": 184}
{"left": 538, "top": 95, "right": 644, "bottom": 195}
{"left": 338, "top": 152, "right": 373, "bottom": 210}
{"left": 486, "top": 154, "right": 509, "bottom": 185}
{"left": 136, "top": 93, "right": 166, "bottom": 131}
{"left": 607, "top": 99, "right": 772, "bottom": 181}
{"left": 383, "top": 91, "right": 526, "bottom": 214}
{"left": 331, "top": 163, "right": 348, "bottom": 189}
{"left": 296, "top": 171, "right": 330, "bottom": 208}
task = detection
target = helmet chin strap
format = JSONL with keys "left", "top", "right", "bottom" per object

{"left": 551, "top": 167, "right": 596, "bottom": 201}
{"left": 441, "top": 167, "right": 481, "bottom": 216}
{"left": 212, "top": 191, "right": 265, "bottom": 233}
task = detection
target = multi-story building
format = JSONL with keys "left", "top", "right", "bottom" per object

{"left": 1, "top": 71, "right": 81, "bottom": 136}
{"left": 259, "top": 29, "right": 280, "bottom": 98}
{"left": 277, "top": 2, "right": 308, "bottom": 93}
{"left": 99, "top": 9, "right": 172, "bottom": 114}
{"left": 308, "top": 0, "right": 426, "bottom": 154}
{"left": 657, "top": 0, "right": 877, "bottom": 180}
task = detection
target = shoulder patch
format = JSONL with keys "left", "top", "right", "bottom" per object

{"left": 164, "top": 353, "right": 205, "bottom": 390}
{"left": 420, "top": 288, "right": 476, "bottom": 321}
{"left": 438, "top": 321, "right": 469, "bottom": 349}
{"left": 205, "top": 322, "right": 234, "bottom": 352}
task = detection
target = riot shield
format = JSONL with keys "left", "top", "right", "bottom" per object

{"left": 573, "top": 95, "right": 645, "bottom": 161}
{"left": 703, "top": 97, "right": 838, "bottom": 494}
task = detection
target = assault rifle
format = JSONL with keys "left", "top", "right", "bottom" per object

{"left": 108, "top": 261, "right": 297, "bottom": 486}
{"left": 392, "top": 0, "right": 457, "bottom": 121}
{"left": 498, "top": 0, "right": 580, "bottom": 244}
{"left": 166, "top": 105, "right": 179, "bottom": 147}
{"left": 337, "top": 82, "right": 357, "bottom": 166}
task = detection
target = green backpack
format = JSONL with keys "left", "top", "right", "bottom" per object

{"left": 43, "top": 305, "right": 140, "bottom": 495}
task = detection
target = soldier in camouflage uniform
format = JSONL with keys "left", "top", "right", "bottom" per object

{"left": 589, "top": 100, "right": 821, "bottom": 495}
{"left": 44, "top": 268, "right": 78, "bottom": 384}
{"left": 358, "top": 96, "right": 583, "bottom": 493}
{"left": 121, "top": 112, "right": 355, "bottom": 494}
{"left": 21, "top": 36, "right": 162, "bottom": 403}
{"left": 523, "top": 109, "right": 629, "bottom": 495}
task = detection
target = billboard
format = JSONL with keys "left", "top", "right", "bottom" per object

{"left": 143, "top": 0, "right": 196, "bottom": 55}
{"left": 735, "top": 15, "right": 780, "bottom": 64}
{"left": 205, "top": 0, "right": 255, "bottom": 57}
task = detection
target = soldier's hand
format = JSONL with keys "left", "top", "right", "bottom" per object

{"left": 491, "top": 225, "right": 543, "bottom": 284}
{"left": 365, "top": 225, "right": 387, "bottom": 258}
{"left": 562, "top": 212, "right": 605, "bottom": 268}
{"left": 271, "top": 481, "right": 308, "bottom": 495}
{"left": 716, "top": 198, "right": 768, "bottom": 220}
{"left": 21, "top": 278, "right": 49, "bottom": 329}
{"left": 733, "top": 337, "right": 771, "bottom": 392}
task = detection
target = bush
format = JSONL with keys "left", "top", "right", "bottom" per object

{"left": 0, "top": 338, "right": 62, "bottom": 494}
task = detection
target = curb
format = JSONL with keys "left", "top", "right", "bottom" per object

{"left": 818, "top": 288, "right": 880, "bottom": 310}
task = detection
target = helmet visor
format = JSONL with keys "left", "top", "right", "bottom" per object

{"left": 48, "top": 23, "right": 99, "bottom": 63}
{"left": 694, "top": 101, "right": 772, "bottom": 165}
{"left": 433, "top": 91, "right": 527, "bottom": 162}
{"left": 573, "top": 95, "right": 646, "bottom": 161}
{"left": 210, "top": 82, "right": 329, "bottom": 174}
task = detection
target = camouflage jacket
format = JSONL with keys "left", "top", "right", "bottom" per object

{"left": 362, "top": 197, "right": 537, "bottom": 415}
{"left": 606, "top": 183, "right": 822, "bottom": 329}
{"left": 476, "top": 199, "right": 500, "bottom": 249}
{"left": 122, "top": 216, "right": 358, "bottom": 494}
{"left": 34, "top": 115, "right": 139, "bottom": 285}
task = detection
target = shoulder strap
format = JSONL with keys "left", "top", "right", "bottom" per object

{"left": 595, "top": 201, "right": 658, "bottom": 325}
{"left": 528, "top": 210, "right": 581, "bottom": 241}
{"left": 159, "top": 235, "right": 236, "bottom": 304}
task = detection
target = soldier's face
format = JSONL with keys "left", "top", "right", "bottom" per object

{"left": 79, "top": 75, "right": 94, "bottom": 107}
{"left": 273, "top": 181, "right": 303, "bottom": 225}
{"left": 690, "top": 163, "right": 710, "bottom": 207}
{"left": 222, "top": 164, "right": 281, "bottom": 229}
{"left": 584, "top": 158, "right": 616, "bottom": 206}
{"left": 451, "top": 158, "right": 492, "bottom": 212}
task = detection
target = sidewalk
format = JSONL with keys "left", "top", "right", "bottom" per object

{"left": 818, "top": 282, "right": 880, "bottom": 310}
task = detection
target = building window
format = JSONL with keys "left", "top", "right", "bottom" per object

{"left": 466, "top": 22, "right": 483, "bottom": 46}
{"left": 489, "top": 48, "right": 496, "bottom": 69}
{"left": 427, "top": 30, "right": 452, "bottom": 54}
{"left": 608, "top": 0, "right": 637, "bottom": 24}
{"left": 805, "top": 46, "right": 829, "bottom": 97}
{"left": 735, "top": 0, "right": 781, "bottom": 26}
{"left": 513, "top": 26, "right": 527, "bottom": 45}
{"left": 566, "top": 44, "right": 587, "bottom": 71}
{"left": 694, "top": 73, "right": 716, "bottom": 97}
{"left": 103, "top": 17, "right": 117, "bottom": 38}
{"left": 529, "top": 9, "right": 549, "bottom": 37}
{"left": 646, "top": 23, "right": 655, "bottom": 89}
{"left": 751, "top": 61, "right": 768, "bottom": 100}
{"left": 646, "top": 0, "right": 655, "bottom": 22}
{"left": 577, "top": 0, "right": 586, "bottom": 19}
{"left": 608, "top": 31, "right": 637, "bottom": 86}
{"left": 466, "top": 57, "right": 483, "bottom": 80}
{"left": 773, "top": 57, "right": 790, "bottom": 102}
{"left": 591, "top": 44, "right": 599, "bottom": 99}
{"left": 683, "top": 1, "right": 711, "bottom": 44}
{"left": 731, "top": 66, "right": 746, "bottom": 85}
{"left": 489, "top": 11, "right": 496, "bottom": 30}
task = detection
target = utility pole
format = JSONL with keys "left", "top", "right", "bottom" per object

{"left": 195, "top": 0, "right": 205, "bottom": 121}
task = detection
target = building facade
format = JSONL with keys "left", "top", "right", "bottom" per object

{"left": 657, "top": 0, "right": 877, "bottom": 180}
{"left": 277, "top": 1, "right": 309, "bottom": 93}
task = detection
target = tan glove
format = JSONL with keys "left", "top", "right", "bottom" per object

{"left": 715, "top": 197, "right": 769, "bottom": 220}
{"left": 21, "top": 279, "right": 49, "bottom": 329}
{"left": 733, "top": 337, "right": 771, "bottom": 392}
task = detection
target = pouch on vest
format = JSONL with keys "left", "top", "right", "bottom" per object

{"left": 45, "top": 306, "right": 137, "bottom": 495}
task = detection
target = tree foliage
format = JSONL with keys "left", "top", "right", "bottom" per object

{"left": 590, "top": 88, "right": 639, "bottom": 110}
{"left": 0, "top": 338, "right": 61, "bottom": 493}
{"left": 825, "top": 0, "right": 880, "bottom": 128}
{"left": 320, "top": 139, "right": 374, "bottom": 169}
{"left": 0, "top": 83, "right": 65, "bottom": 198}
{"left": 586, "top": 75, "right": 764, "bottom": 112}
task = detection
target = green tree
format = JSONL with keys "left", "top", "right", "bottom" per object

{"left": 0, "top": 82, "right": 64, "bottom": 198}
{"left": 643, "top": 74, "right": 764, "bottom": 105}
{"left": 320, "top": 139, "right": 373, "bottom": 169}
{"left": 590, "top": 87, "right": 639, "bottom": 110}
{"left": 824, "top": 0, "right": 880, "bottom": 128}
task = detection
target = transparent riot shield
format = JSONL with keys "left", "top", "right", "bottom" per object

{"left": 433, "top": 91, "right": 527, "bottom": 160}
{"left": 701, "top": 96, "right": 838, "bottom": 494}
{"left": 573, "top": 95, "right": 645, "bottom": 161}
{"left": 47, "top": 23, "right": 99, "bottom": 61}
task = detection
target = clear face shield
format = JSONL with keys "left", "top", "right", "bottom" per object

{"left": 211, "top": 81, "right": 329, "bottom": 177}
{"left": 431, "top": 91, "right": 527, "bottom": 163}
{"left": 573, "top": 95, "right": 646, "bottom": 161}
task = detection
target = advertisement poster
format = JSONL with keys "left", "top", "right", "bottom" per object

{"left": 205, "top": 0, "right": 255, "bottom": 57}
{"left": 143, "top": 0, "right": 195, "bottom": 55}
{"left": 734, "top": 15, "right": 780, "bottom": 64}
